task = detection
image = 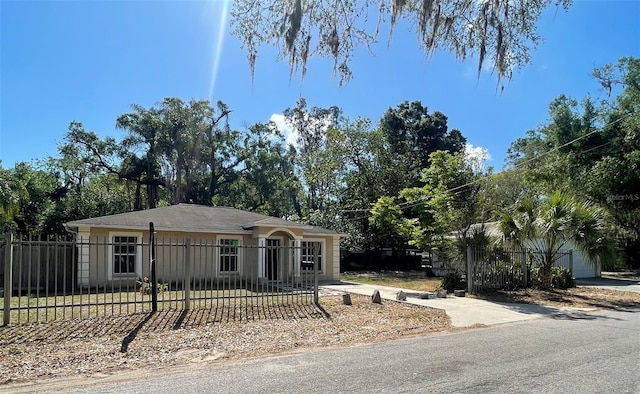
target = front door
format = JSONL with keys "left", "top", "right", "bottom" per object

{"left": 266, "top": 239, "right": 280, "bottom": 280}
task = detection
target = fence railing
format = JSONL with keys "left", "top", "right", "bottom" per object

{"left": 1, "top": 232, "right": 320, "bottom": 326}
{"left": 467, "top": 245, "right": 573, "bottom": 293}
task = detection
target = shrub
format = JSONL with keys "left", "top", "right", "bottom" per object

{"left": 529, "top": 266, "right": 575, "bottom": 289}
{"left": 441, "top": 272, "right": 465, "bottom": 292}
{"left": 550, "top": 267, "right": 576, "bottom": 289}
{"left": 137, "top": 277, "right": 169, "bottom": 294}
{"left": 602, "top": 256, "right": 627, "bottom": 272}
{"left": 424, "top": 265, "right": 435, "bottom": 277}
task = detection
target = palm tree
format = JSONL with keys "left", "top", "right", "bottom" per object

{"left": 498, "top": 190, "right": 615, "bottom": 288}
{"left": 0, "top": 167, "right": 27, "bottom": 231}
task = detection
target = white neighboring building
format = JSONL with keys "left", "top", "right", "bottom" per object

{"left": 446, "top": 222, "right": 601, "bottom": 279}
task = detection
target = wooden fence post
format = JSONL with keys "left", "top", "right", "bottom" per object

{"left": 3, "top": 234, "right": 13, "bottom": 326}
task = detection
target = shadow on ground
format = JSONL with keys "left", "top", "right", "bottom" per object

{"left": 0, "top": 303, "right": 324, "bottom": 347}
{"left": 475, "top": 287, "right": 640, "bottom": 312}
{"left": 495, "top": 302, "right": 629, "bottom": 321}
{"left": 577, "top": 277, "right": 640, "bottom": 290}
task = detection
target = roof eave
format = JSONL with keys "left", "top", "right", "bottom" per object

{"left": 303, "top": 231, "right": 346, "bottom": 237}
{"left": 63, "top": 223, "right": 253, "bottom": 235}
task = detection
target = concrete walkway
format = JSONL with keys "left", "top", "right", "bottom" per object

{"left": 320, "top": 282, "right": 595, "bottom": 328}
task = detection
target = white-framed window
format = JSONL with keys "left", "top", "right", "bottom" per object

{"left": 113, "top": 236, "right": 137, "bottom": 274}
{"left": 301, "top": 240, "right": 324, "bottom": 272}
{"left": 218, "top": 237, "right": 241, "bottom": 274}
{"left": 108, "top": 232, "right": 143, "bottom": 280}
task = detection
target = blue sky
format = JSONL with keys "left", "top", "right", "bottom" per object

{"left": 1, "top": 0, "right": 638, "bottom": 170}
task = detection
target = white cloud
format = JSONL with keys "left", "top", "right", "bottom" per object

{"left": 464, "top": 143, "right": 492, "bottom": 173}
{"left": 269, "top": 112, "right": 334, "bottom": 150}
{"left": 269, "top": 113, "right": 298, "bottom": 147}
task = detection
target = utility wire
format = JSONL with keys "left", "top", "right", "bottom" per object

{"left": 341, "top": 110, "right": 634, "bottom": 221}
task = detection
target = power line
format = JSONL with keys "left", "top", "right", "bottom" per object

{"left": 341, "top": 110, "right": 634, "bottom": 222}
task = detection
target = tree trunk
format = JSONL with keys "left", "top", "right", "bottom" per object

{"left": 134, "top": 182, "right": 142, "bottom": 211}
{"left": 174, "top": 150, "right": 185, "bottom": 204}
{"left": 147, "top": 183, "right": 157, "bottom": 209}
{"left": 540, "top": 263, "right": 553, "bottom": 289}
{"left": 290, "top": 186, "right": 302, "bottom": 218}
{"left": 541, "top": 250, "right": 554, "bottom": 289}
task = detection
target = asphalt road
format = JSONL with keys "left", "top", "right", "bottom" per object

{"left": 16, "top": 309, "right": 640, "bottom": 394}
{"left": 577, "top": 277, "right": 640, "bottom": 293}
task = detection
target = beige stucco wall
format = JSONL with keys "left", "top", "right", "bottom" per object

{"left": 79, "top": 226, "right": 340, "bottom": 287}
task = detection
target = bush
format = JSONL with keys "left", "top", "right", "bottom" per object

{"left": 424, "top": 265, "right": 435, "bottom": 277}
{"left": 550, "top": 267, "right": 576, "bottom": 289}
{"left": 137, "top": 277, "right": 169, "bottom": 294}
{"left": 529, "top": 266, "right": 576, "bottom": 289}
{"left": 602, "top": 256, "right": 627, "bottom": 272}
{"left": 441, "top": 272, "right": 465, "bottom": 292}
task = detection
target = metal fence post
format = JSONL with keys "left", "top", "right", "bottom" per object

{"left": 184, "top": 238, "right": 191, "bottom": 310}
{"left": 313, "top": 242, "right": 319, "bottom": 305}
{"left": 569, "top": 250, "right": 574, "bottom": 276}
{"left": 522, "top": 248, "right": 529, "bottom": 288}
{"left": 466, "top": 244, "right": 473, "bottom": 294}
{"left": 149, "top": 222, "right": 157, "bottom": 312}
{"left": 3, "top": 234, "right": 13, "bottom": 326}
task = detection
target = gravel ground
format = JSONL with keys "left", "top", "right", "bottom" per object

{"left": 474, "top": 287, "right": 640, "bottom": 309}
{"left": 0, "top": 294, "right": 451, "bottom": 386}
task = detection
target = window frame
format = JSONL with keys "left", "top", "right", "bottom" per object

{"left": 216, "top": 236, "right": 243, "bottom": 275}
{"left": 300, "top": 239, "right": 325, "bottom": 274}
{"left": 107, "top": 232, "right": 143, "bottom": 280}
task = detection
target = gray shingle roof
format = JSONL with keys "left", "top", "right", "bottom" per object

{"left": 65, "top": 204, "right": 340, "bottom": 236}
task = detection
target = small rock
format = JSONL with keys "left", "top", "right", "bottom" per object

{"left": 419, "top": 292, "right": 437, "bottom": 299}
{"left": 371, "top": 289, "right": 382, "bottom": 304}
{"left": 396, "top": 290, "right": 407, "bottom": 301}
{"left": 437, "top": 289, "right": 447, "bottom": 298}
{"left": 454, "top": 290, "right": 466, "bottom": 297}
{"left": 342, "top": 293, "right": 352, "bottom": 305}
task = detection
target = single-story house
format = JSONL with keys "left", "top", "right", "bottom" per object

{"left": 64, "top": 204, "right": 342, "bottom": 287}
{"left": 459, "top": 222, "right": 601, "bottom": 279}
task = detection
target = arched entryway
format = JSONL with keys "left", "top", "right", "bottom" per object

{"left": 260, "top": 228, "right": 301, "bottom": 281}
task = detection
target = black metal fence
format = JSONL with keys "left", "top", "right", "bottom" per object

{"left": 1, "top": 231, "right": 320, "bottom": 326}
{"left": 468, "top": 245, "right": 573, "bottom": 293}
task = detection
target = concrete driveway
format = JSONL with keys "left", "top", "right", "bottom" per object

{"left": 321, "top": 281, "right": 595, "bottom": 328}
{"left": 576, "top": 276, "right": 640, "bottom": 293}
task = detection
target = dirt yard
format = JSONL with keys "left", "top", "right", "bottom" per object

{"left": 0, "top": 294, "right": 450, "bottom": 386}
{"left": 474, "top": 287, "right": 640, "bottom": 309}
{"left": 2, "top": 274, "right": 640, "bottom": 388}
{"left": 344, "top": 271, "right": 640, "bottom": 310}
{"left": 341, "top": 271, "right": 442, "bottom": 292}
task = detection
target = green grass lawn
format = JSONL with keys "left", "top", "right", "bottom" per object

{"left": 341, "top": 273, "right": 443, "bottom": 292}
